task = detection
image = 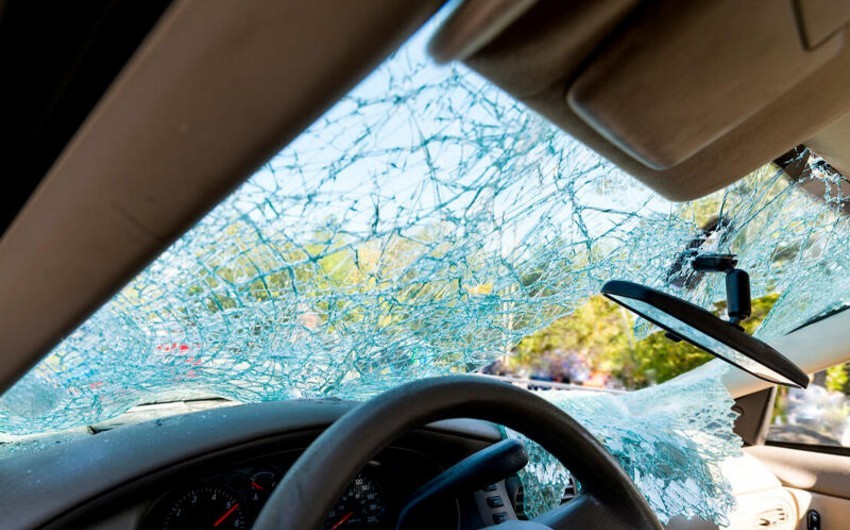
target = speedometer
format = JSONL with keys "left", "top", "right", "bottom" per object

{"left": 323, "top": 473, "right": 386, "bottom": 530}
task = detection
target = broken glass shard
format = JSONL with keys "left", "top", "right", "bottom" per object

{"left": 511, "top": 364, "right": 741, "bottom": 526}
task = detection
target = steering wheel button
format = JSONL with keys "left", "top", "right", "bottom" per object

{"left": 486, "top": 496, "right": 504, "bottom": 508}
{"left": 492, "top": 512, "right": 509, "bottom": 523}
{"left": 483, "top": 484, "right": 498, "bottom": 492}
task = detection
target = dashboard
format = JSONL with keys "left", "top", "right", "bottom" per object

{"left": 0, "top": 397, "right": 783, "bottom": 530}
{"left": 0, "top": 399, "right": 514, "bottom": 529}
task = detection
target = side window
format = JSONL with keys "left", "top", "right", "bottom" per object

{"left": 768, "top": 362, "right": 850, "bottom": 447}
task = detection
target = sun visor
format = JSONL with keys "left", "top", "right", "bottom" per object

{"left": 567, "top": 1, "right": 844, "bottom": 169}
{"left": 433, "top": 0, "right": 850, "bottom": 200}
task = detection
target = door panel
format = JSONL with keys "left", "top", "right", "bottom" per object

{"left": 749, "top": 445, "right": 850, "bottom": 498}
{"left": 787, "top": 488, "right": 850, "bottom": 530}
{"left": 748, "top": 445, "right": 850, "bottom": 529}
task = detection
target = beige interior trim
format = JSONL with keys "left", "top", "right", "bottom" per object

{"left": 567, "top": 1, "right": 842, "bottom": 170}
{"left": 427, "top": 0, "right": 537, "bottom": 63}
{"left": 786, "top": 489, "right": 850, "bottom": 530}
{"left": 0, "top": 0, "right": 446, "bottom": 393}
{"left": 748, "top": 445, "right": 850, "bottom": 499}
{"left": 721, "top": 451, "right": 797, "bottom": 530}
{"left": 795, "top": 0, "right": 850, "bottom": 49}
{"left": 750, "top": 445, "right": 850, "bottom": 529}
{"left": 665, "top": 452, "right": 796, "bottom": 530}
{"left": 806, "top": 113, "right": 850, "bottom": 179}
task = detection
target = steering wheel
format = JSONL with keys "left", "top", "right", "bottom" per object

{"left": 253, "top": 376, "right": 663, "bottom": 530}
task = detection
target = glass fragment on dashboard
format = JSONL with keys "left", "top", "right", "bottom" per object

{"left": 511, "top": 363, "right": 740, "bottom": 526}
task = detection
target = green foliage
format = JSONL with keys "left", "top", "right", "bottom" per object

{"left": 513, "top": 296, "right": 631, "bottom": 373}
{"left": 826, "top": 364, "right": 850, "bottom": 393}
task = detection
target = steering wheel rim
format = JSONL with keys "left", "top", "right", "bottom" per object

{"left": 253, "top": 376, "right": 663, "bottom": 530}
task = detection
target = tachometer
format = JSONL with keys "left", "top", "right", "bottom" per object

{"left": 162, "top": 486, "right": 246, "bottom": 529}
{"left": 323, "top": 473, "right": 386, "bottom": 530}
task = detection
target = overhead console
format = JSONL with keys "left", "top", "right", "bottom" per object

{"left": 430, "top": 0, "right": 850, "bottom": 200}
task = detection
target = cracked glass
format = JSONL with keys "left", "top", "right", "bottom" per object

{"left": 1, "top": 17, "right": 848, "bottom": 526}
{"left": 510, "top": 364, "right": 741, "bottom": 525}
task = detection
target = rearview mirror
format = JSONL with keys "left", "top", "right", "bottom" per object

{"left": 601, "top": 280, "right": 808, "bottom": 388}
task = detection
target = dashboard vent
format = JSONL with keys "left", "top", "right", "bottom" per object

{"left": 756, "top": 506, "right": 788, "bottom": 527}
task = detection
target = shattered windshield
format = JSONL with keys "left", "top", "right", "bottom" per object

{"left": 3, "top": 17, "right": 850, "bottom": 463}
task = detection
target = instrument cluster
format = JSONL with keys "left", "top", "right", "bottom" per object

{"left": 140, "top": 448, "right": 458, "bottom": 530}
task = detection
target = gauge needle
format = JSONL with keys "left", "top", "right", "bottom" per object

{"left": 213, "top": 503, "right": 240, "bottom": 528}
{"left": 328, "top": 511, "right": 354, "bottom": 530}
{"left": 250, "top": 481, "right": 265, "bottom": 491}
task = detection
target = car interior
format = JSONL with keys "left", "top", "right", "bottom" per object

{"left": 4, "top": 1, "right": 850, "bottom": 529}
